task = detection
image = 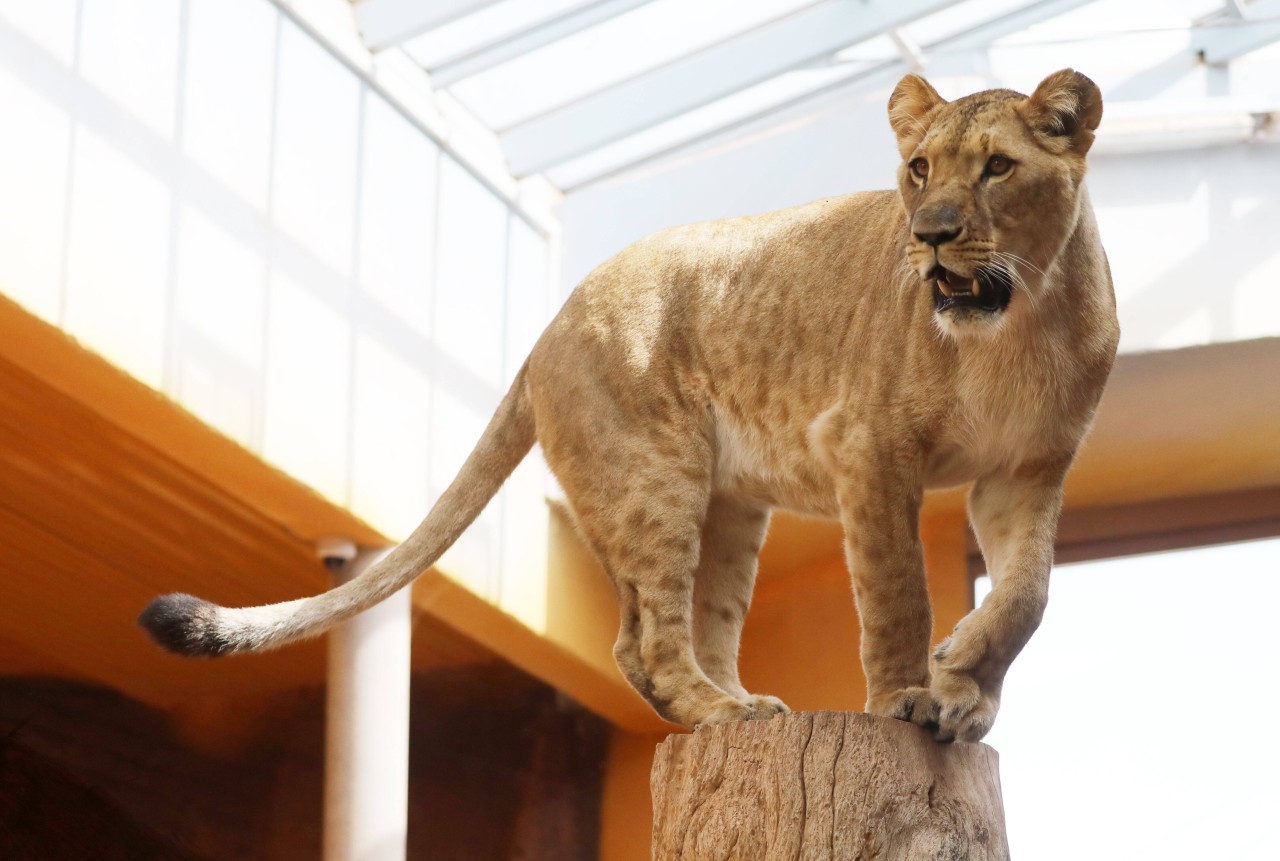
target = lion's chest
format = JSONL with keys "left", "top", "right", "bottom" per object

{"left": 926, "top": 347, "right": 1078, "bottom": 487}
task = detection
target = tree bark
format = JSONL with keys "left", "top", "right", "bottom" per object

{"left": 650, "top": 711, "right": 1009, "bottom": 860}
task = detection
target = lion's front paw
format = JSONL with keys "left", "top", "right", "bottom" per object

{"left": 930, "top": 667, "right": 998, "bottom": 743}
{"left": 868, "top": 686, "right": 941, "bottom": 731}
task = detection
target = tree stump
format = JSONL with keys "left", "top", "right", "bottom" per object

{"left": 650, "top": 711, "right": 1009, "bottom": 860}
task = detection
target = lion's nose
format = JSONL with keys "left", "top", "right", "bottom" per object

{"left": 914, "top": 227, "right": 961, "bottom": 247}
{"left": 912, "top": 206, "right": 962, "bottom": 247}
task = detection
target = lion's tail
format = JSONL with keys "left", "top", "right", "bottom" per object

{"left": 139, "top": 362, "right": 537, "bottom": 657}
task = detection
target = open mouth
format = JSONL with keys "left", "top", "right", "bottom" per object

{"left": 929, "top": 264, "right": 1014, "bottom": 314}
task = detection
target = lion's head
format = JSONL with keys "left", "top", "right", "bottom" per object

{"left": 888, "top": 68, "right": 1103, "bottom": 335}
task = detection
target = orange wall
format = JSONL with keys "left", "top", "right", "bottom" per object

{"left": 600, "top": 730, "right": 666, "bottom": 861}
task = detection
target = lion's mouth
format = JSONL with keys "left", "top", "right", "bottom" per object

{"left": 929, "top": 265, "right": 1013, "bottom": 314}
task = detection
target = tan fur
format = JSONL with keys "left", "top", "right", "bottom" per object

{"left": 142, "top": 70, "right": 1118, "bottom": 743}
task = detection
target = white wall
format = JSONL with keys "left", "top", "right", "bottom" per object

{"left": 559, "top": 86, "right": 1280, "bottom": 356}
{"left": 0, "top": 0, "right": 557, "bottom": 611}
{"left": 1090, "top": 144, "right": 1280, "bottom": 353}
{"left": 560, "top": 92, "right": 899, "bottom": 292}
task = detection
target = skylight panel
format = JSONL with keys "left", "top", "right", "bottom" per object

{"left": 994, "top": 0, "right": 1225, "bottom": 46}
{"left": 831, "top": 33, "right": 902, "bottom": 65}
{"left": 445, "top": 0, "right": 816, "bottom": 131}
{"left": 902, "top": 0, "right": 1029, "bottom": 46}
{"left": 401, "top": 0, "right": 587, "bottom": 69}
{"left": 544, "top": 62, "right": 877, "bottom": 190}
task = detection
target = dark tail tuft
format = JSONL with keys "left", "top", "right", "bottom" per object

{"left": 137, "top": 593, "right": 232, "bottom": 657}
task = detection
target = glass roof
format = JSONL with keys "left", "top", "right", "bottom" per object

{"left": 402, "top": 0, "right": 592, "bottom": 69}
{"left": 351, "top": 0, "right": 1280, "bottom": 189}
{"left": 408, "top": 0, "right": 818, "bottom": 130}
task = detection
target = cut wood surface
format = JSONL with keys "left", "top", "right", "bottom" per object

{"left": 651, "top": 711, "right": 1009, "bottom": 860}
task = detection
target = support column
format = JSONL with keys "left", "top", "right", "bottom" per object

{"left": 324, "top": 546, "right": 412, "bottom": 861}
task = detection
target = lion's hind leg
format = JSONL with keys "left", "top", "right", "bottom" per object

{"left": 592, "top": 489, "right": 758, "bottom": 727}
{"left": 542, "top": 413, "right": 764, "bottom": 726}
{"left": 599, "top": 496, "right": 757, "bottom": 726}
{"left": 693, "top": 495, "right": 789, "bottom": 718}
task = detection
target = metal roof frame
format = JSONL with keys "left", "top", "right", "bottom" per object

{"left": 355, "top": 0, "right": 506, "bottom": 52}
{"left": 496, "top": 0, "right": 969, "bottom": 176}
{"left": 349, "top": 0, "right": 1280, "bottom": 187}
{"left": 424, "top": 0, "right": 655, "bottom": 87}
{"left": 1194, "top": 0, "right": 1280, "bottom": 64}
{"left": 548, "top": 0, "right": 1102, "bottom": 189}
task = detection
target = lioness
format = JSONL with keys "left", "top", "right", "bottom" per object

{"left": 141, "top": 69, "right": 1118, "bottom": 743}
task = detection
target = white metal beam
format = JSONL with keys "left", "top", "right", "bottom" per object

{"left": 1224, "top": 0, "right": 1251, "bottom": 18}
{"left": 1094, "top": 96, "right": 1280, "bottom": 153}
{"left": 427, "top": 0, "right": 654, "bottom": 87}
{"left": 550, "top": 0, "right": 1101, "bottom": 189}
{"left": 1195, "top": 0, "right": 1280, "bottom": 64}
{"left": 500, "top": 0, "right": 968, "bottom": 176}
{"left": 324, "top": 546, "right": 411, "bottom": 861}
{"left": 355, "top": 0, "right": 505, "bottom": 52}
{"left": 888, "top": 28, "right": 926, "bottom": 72}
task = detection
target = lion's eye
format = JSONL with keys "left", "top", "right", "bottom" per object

{"left": 909, "top": 158, "right": 929, "bottom": 180}
{"left": 985, "top": 154, "right": 1013, "bottom": 177}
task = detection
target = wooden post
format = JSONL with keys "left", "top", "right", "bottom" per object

{"left": 651, "top": 711, "right": 1009, "bottom": 860}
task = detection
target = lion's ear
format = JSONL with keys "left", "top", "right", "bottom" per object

{"left": 888, "top": 74, "right": 946, "bottom": 156}
{"left": 1021, "top": 69, "right": 1103, "bottom": 154}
